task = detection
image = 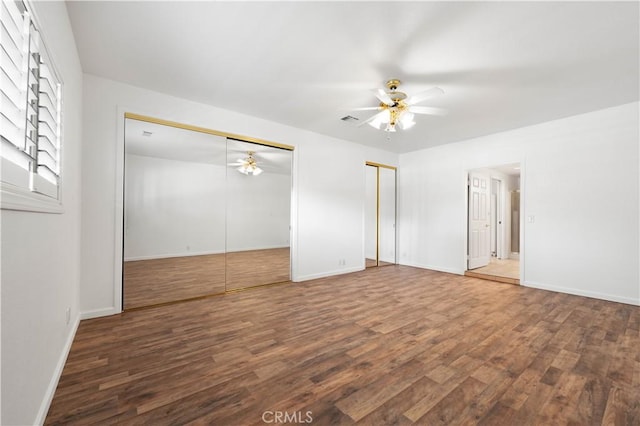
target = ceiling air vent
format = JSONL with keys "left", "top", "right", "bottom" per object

{"left": 340, "top": 115, "right": 359, "bottom": 123}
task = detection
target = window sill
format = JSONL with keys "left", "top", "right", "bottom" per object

{"left": 1, "top": 182, "right": 63, "bottom": 214}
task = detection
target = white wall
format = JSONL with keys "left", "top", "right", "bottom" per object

{"left": 0, "top": 2, "right": 83, "bottom": 424}
{"left": 81, "top": 74, "right": 398, "bottom": 317}
{"left": 398, "top": 102, "right": 640, "bottom": 306}
{"left": 124, "top": 154, "right": 226, "bottom": 260}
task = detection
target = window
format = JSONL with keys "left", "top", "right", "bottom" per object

{"left": 1, "top": 0, "right": 63, "bottom": 212}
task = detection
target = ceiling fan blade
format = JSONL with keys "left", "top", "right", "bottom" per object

{"left": 358, "top": 110, "right": 388, "bottom": 127}
{"left": 406, "top": 87, "right": 444, "bottom": 105}
{"left": 352, "top": 106, "right": 382, "bottom": 111}
{"left": 374, "top": 89, "right": 394, "bottom": 106}
{"left": 409, "top": 106, "right": 448, "bottom": 116}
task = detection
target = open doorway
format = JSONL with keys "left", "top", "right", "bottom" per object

{"left": 465, "top": 163, "right": 521, "bottom": 284}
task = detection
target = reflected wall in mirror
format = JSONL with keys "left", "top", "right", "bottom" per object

{"left": 123, "top": 118, "right": 227, "bottom": 309}
{"left": 225, "top": 139, "right": 292, "bottom": 291}
{"left": 364, "top": 162, "right": 397, "bottom": 267}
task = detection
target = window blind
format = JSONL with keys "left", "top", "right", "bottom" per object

{"left": 1, "top": 0, "right": 62, "bottom": 201}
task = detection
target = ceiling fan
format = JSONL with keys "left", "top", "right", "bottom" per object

{"left": 354, "top": 79, "right": 447, "bottom": 132}
{"left": 228, "top": 151, "right": 263, "bottom": 176}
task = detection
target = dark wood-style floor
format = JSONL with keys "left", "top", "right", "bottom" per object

{"left": 124, "top": 248, "right": 290, "bottom": 309}
{"left": 47, "top": 266, "right": 639, "bottom": 425}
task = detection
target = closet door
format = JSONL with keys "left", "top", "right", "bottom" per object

{"left": 365, "top": 165, "right": 378, "bottom": 267}
{"left": 225, "top": 139, "right": 292, "bottom": 291}
{"left": 378, "top": 167, "right": 396, "bottom": 266}
{"left": 364, "top": 163, "right": 397, "bottom": 267}
{"left": 123, "top": 119, "right": 227, "bottom": 309}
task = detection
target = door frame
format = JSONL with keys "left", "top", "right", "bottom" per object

{"left": 463, "top": 163, "right": 526, "bottom": 283}
{"left": 490, "top": 176, "right": 505, "bottom": 259}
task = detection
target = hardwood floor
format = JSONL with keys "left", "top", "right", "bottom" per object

{"left": 466, "top": 258, "right": 520, "bottom": 285}
{"left": 124, "top": 248, "right": 290, "bottom": 309}
{"left": 47, "top": 266, "right": 639, "bottom": 425}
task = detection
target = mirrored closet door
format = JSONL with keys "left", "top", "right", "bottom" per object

{"left": 123, "top": 116, "right": 292, "bottom": 309}
{"left": 378, "top": 166, "right": 397, "bottom": 266}
{"left": 364, "top": 162, "right": 397, "bottom": 267}
{"left": 225, "top": 139, "right": 292, "bottom": 291}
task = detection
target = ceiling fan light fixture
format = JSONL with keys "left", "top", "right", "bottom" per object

{"left": 237, "top": 164, "right": 263, "bottom": 176}
{"left": 368, "top": 109, "right": 390, "bottom": 129}
{"left": 355, "top": 79, "right": 446, "bottom": 134}
{"left": 236, "top": 151, "right": 263, "bottom": 176}
{"left": 399, "top": 111, "right": 416, "bottom": 130}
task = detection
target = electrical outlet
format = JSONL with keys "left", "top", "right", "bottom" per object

{"left": 65, "top": 307, "right": 71, "bottom": 324}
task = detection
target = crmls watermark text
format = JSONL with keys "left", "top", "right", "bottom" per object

{"left": 262, "top": 410, "right": 313, "bottom": 423}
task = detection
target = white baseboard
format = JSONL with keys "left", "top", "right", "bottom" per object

{"left": 523, "top": 280, "right": 640, "bottom": 306}
{"left": 124, "top": 249, "right": 225, "bottom": 262}
{"left": 398, "top": 261, "right": 464, "bottom": 276}
{"left": 293, "top": 265, "right": 364, "bottom": 282}
{"left": 227, "top": 245, "right": 290, "bottom": 253}
{"left": 34, "top": 313, "right": 80, "bottom": 425}
{"left": 80, "top": 306, "right": 121, "bottom": 320}
{"left": 509, "top": 252, "right": 520, "bottom": 260}
{"left": 124, "top": 246, "right": 290, "bottom": 262}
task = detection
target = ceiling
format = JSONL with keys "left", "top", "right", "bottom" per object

{"left": 67, "top": 1, "right": 639, "bottom": 154}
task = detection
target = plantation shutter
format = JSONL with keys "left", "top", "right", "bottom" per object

{"left": 1, "top": 0, "right": 61, "bottom": 200}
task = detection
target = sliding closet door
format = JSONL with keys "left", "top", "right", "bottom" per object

{"left": 364, "top": 163, "right": 396, "bottom": 267}
{"left": 378, "top": 166, "right": 396, "bottom": 266}
{"left": 365, "top": 165, "right": 378, "bottom": 267}
{"left": 225, "top": 139, "right": 292, "bottom": 291}
{"left": 123, "top": 119, "right": 227, "bottom": 309}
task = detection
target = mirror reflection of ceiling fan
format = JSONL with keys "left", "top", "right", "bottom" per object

{"left": 354, "top": 79, "right": 447, "bottom": 132}
{"left": 228, "top": 151, "right": 263, "bottom": 176}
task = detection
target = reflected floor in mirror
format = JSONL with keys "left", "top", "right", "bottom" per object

{"left": 124, "top": 247, "right": 290, "bottom": 309}
{"left": 366, "top": 258, "right": 396, "bottom": 268}
{"left": 124, "top": 254, "right": 227, "bottom": 309}
{"left": 225, "top": 247, "right": 290, "bottom": 291}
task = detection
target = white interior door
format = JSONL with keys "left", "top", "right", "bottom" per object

{"left": 468, "top": 172, "right": 491, "bottom": 269}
